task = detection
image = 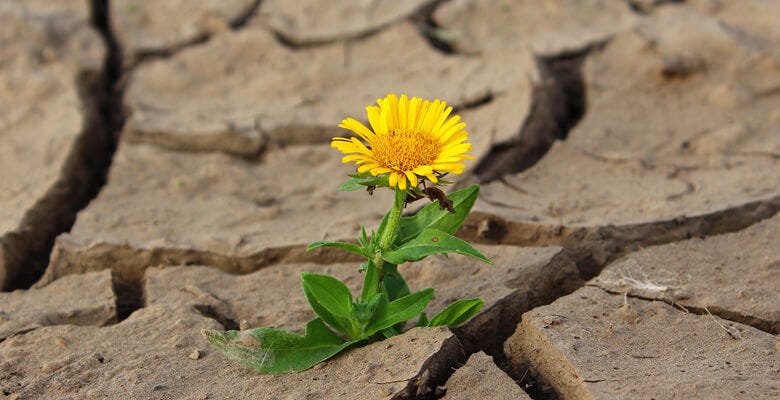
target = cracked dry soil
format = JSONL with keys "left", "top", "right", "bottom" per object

{"left": 1, "top": 0, "right": 778, "bottom": 399}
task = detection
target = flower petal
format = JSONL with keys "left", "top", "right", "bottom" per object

{"left": 432, "top": 162, "right": 466, "bottom": 172}
{"left": 438, "top": 122, "right": 467, "bottom": 144}
{"left": 408, "top": 96, "right": 422, "bottom": 130}
{"left": 431, "top": 104, "right": 453, "bottom": 134}
{"left": 338, "top": 118, "right": 375, "bottom": 142}
{"left": 442, "top": 131, "right": 469, "bottom": 146}
{"left": 434, "top": 115, "right": 461, "bottom": 139}
{"left": 341, "top": 154, "right": 367, "bottom": 163}
{"left": 415, "top": 101, "right": 431, "bottom": 131}
{"left": 398, "top": 174, "right": 407, "bottom": 190}
{"left": 420, "top": 99, "right": 442, "bottom": 134}
{"left": 386, "top": 94, "right": 399, "bottom": 131}
{"left": 404, "top": 170, "right": 418, "bottom": 188}
{"left": 412, "top": 165, "right": 434, "bottom": 176}
{"left": 438, "top": 143, "right": 472, "bottom": 158}
{"left": 357, "top": 163, "right": 379, "bottom": 173}
{"left": 433, "top": 156, "right": 466, "bottom": 163}
{"left": 398, "top": 94, "right": 409, "bottom": 130}
{"left": 370, "top": 167, "right": 392, "bottom": 176}
{"left": 349, "top": 137, "right": 374, "bottom": 156}
{"left": 388, "top": 171, "right": 399, "bottom": 187}
{"left": 366, "top": 105, "right": 383, "bottom": 135}
{"left": 378, "top": 101, "right": 390, "bottom": 135}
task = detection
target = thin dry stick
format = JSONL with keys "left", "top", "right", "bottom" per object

{"left": 518, "top": 368, "right": 529, "bottom": 385}
{"left": 704, "top": 307, "right": 741, "bottom": 340}
{"left": 372, "top": 377, "right": 414, "bottom": 385}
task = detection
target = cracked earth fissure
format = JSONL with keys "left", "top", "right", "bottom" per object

{"left": 50, "top": 241, "right": 362, "bottom": 322}
{"left": 87, "top": 0, "right": 128, "bottom": 322}
{"left": 0, "top": 1, "right": 124, "bottom": 292}
{"left": 266, "top": 0, "right": 448, "bottom": 50}
{"left": 462, "top": 195, "right": 780, "bottom": 275}
{"left": 131, "top": 0, "right": 261, "bottom": 66}
{"left": 445, "top": 251, "right": 583, "bottom": 400}
{"left": 268, "top": 20, "right": 393, "bottom": 50}
{"left": 471, "top": 50, "right": 587, "bottom": 184}
{"left": 410, "top": 0, "right": 457, "bottom": 55}
{"left": 457, "top": 194, "right": 780, "bottom": 400}
{"left": 592, "top": 285, "right": 779, "bottom": 335}
{"left": 626, "top": 0, "right": 685, "bottom": 15}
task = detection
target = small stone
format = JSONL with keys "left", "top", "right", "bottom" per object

{"left": 671, "top": 289, "right": 693, "bottom": 301}
{"left": 152, "top": 384, "right": 165, "bottom": 391}
{"left": 239, "top": 320, "right": 252, "bottom": 331}
{"left": 616, "top": 302, "right": 639, "bottom": 324}
{"left": 769, "top": 109, "right": 780, "bottom": 123}
{"left": 542, "top": 315, "right": 566, "bottom": 327}
{"left": 168, "top": 335, "right": 186, "bottom": 349}
{"left": 54, "top": 338, "right": 66, "bottom": 347}
{"left": 189, "top": 349, "right": 202, "bottom": 360}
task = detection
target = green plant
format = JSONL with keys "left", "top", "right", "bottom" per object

{"left": 204, "top": 94, "right": 492, "bottom": 373}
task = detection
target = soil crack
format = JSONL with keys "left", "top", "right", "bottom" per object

{"left": 410, "top": 0, "right": 458, "bottom": 55}
{"left": 266, "top": 1, "right": 445, "bottom": 50}
{"left": 590, "top": 284, "right": 778, "bottom": 335}
{"left": 192, "top": 304, "right": 240, "bottom": 331}
{"left": 1, "top": 0, "right": 125, "bottom": 291}
{"left": 471, "top": 49, "right": 588, "bottom": 184}
{"left": 626, "top": 0, "right": 685, "bottom": 15}
{"left": 131, "top": 0, "right": 261, "bottom": 65}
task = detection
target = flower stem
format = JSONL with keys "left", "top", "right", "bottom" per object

{"left": 372, "top": 188, "right": 406, "bottom": 284}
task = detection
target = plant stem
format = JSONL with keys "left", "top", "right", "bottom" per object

{"left": 373, "top": 188, "right": 406, "bottom": 282}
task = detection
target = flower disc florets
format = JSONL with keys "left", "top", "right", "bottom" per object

{"left": 332, "top": 94, "right": 474, "bottom": 190}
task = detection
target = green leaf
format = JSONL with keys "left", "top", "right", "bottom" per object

{"left": 382, "top": 228, "right": 493, "bottom": 265}
{"left": 301, "top": 274, "right": 356, "bottom": 337}
{"left": 339, "top": 173, "right": 390, "bottom": 191}
{"left": 351, "top": 292, "right": 384, "bottom": 327}
{"left": 414, "top": 312, "right": 429, "bottom": 328}
{"left": 357, "top": 261, "right": 368, "bottom": 273}
{"left": 360, "top": 260, "right": 380, "bottom": 301}
{"left": 381, "top": 326, "right": 400, "bottom": 338}
{"left": 339, "top": 178, "right": 365, "bottom": 191}
{"left": 381, "top": 264, "right": 410, "bottom": 302}
{"left": 306, "top": 241, "right": 366, "bottom": 257}
{"left": 380, "top": 264, "right": 412, "bottom": 333}
{"left": 374, "top": 211, "right": 391, "bottom": 247}
{"left": 395, "top": 185, "right": 479, "bottom": 245}
{"left": 204, "top": 318, "right": 360, "bottom": 373}
{"left": 364, "top": 288, "right": 434, "bottom": 336}
{"left": 301, "top": 273, "right": 353, "bottom": 317}
{"left": 428, "top": 298, "right": 484, "bottom": 327}
{"left": 358, "top": 226, "right": 369, "bottom": 248}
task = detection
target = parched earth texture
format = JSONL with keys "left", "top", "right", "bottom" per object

{"left": 1, "top": 0, "right": 779, "bottom": 399}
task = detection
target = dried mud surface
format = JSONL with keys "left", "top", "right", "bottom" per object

{"left": 0, "top": 0, "right": 108, "bottom": 290}
{"left": 1, "top": 0, "right": 779, "bottom": 399}
{"left": 505, "top": 286, "right": 779, "bottom": 399}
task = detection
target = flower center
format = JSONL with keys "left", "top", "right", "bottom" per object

{"left": 372, "top": 129, "right": 440, "bottom": 171}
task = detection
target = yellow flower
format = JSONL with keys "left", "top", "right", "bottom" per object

{"left": 332, "top": 94, "right": 474, "bottom": 190}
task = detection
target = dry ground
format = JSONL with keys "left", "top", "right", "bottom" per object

{"left": 1, "top": 0, "right": 778, "bottom": 399}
